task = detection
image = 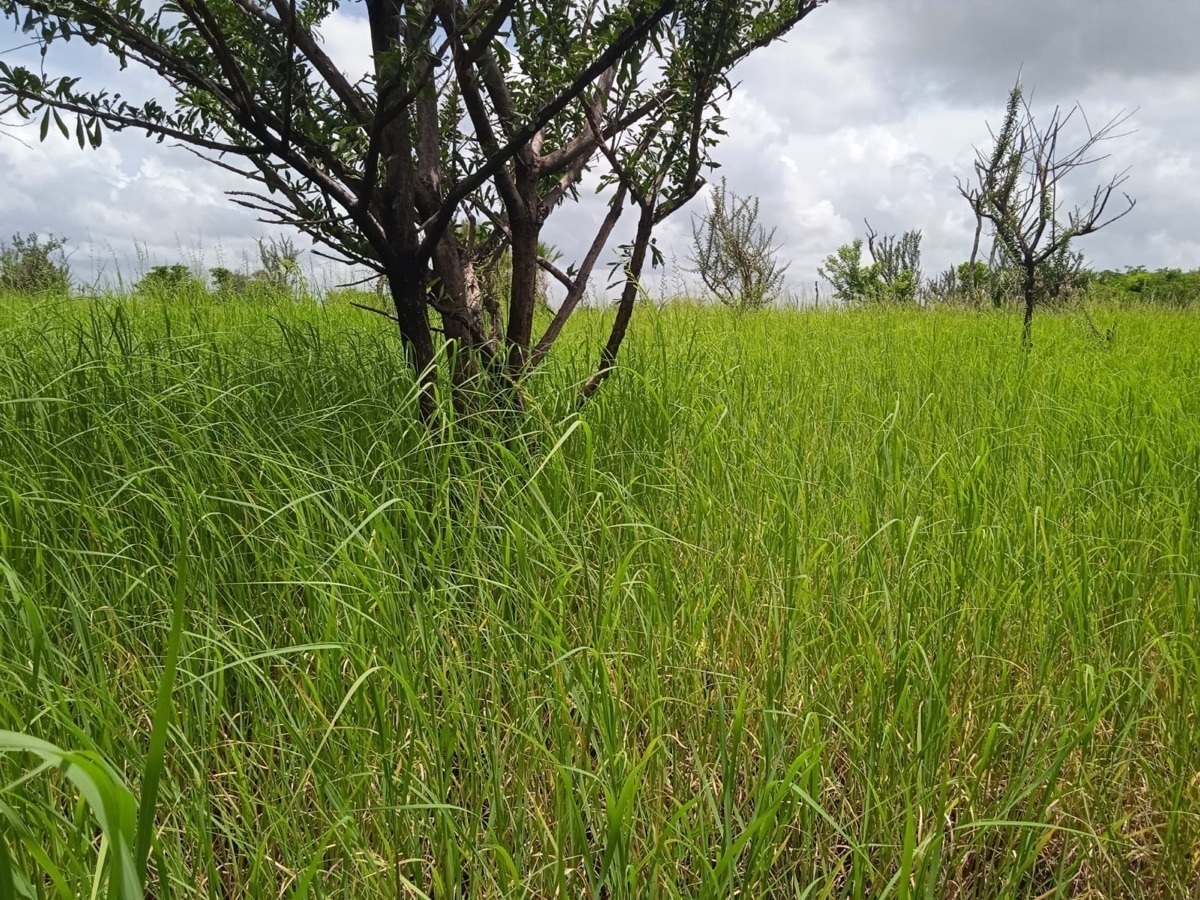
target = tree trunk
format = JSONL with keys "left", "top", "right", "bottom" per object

{"left": 462, "top": 260, "right": 488, "bottom": 338}
{"left": 532, "top": 183, "right": 627, "bottom": 367}
{"left": 388, "top": 266, "right": 438, "bottom": 420}
{"left": 1021, "top": 265, "right": 1037, "bottom": 347}
{"left": 968, "top": 210, "right": 983, "bottom": 305}
{"left": 581, "top": 204, "right": 655, "bottom": 399}
{"left": 430, "top": 233, "right": 489, "bottom": 394}
{"left": 988, "top": 237, "right": 1001, "bottom": 309}
{"left": 506, "top": 214, "right": 540, "bottom": 371}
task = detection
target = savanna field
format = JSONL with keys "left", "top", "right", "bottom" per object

{"left": 1, "top": 296, "right": 1198, "bottom": 898}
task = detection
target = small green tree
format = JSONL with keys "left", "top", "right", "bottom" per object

{"left": 957, "top": 260, "right": 989, "bottom": 288}
{"left": 687, "top": 178, "right": 789, "bottom": 310}
{"left": 818, "top": 239, "right": 876, "bottom": 304}
{"left": 0, "top": 232, "right": 71, "bottom": 295}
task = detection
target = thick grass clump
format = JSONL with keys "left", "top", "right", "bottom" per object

{"left": 1, "top": 295, "right": 1198, "bottom": 898}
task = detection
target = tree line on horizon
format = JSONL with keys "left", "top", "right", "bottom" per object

{"left": 3, "top": 224, "right": 1197, "bottom": 314}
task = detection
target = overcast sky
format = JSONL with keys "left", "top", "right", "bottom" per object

{"left": 2, "top": 0, "right": 1197, "bottom": 294}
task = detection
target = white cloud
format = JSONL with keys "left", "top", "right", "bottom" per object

{"left": 317, "top": 8, "right": 374, "bottom": 85}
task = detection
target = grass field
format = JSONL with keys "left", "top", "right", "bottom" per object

{"left": 1, "top": 296, "right": 1198, "bottom": 898}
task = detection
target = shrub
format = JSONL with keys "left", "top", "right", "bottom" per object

{"left": 819, "top": 239, "right": 880, "bottom": 304}
{"left": 688, "top": 178, "right": 788, "bottom": 310}
{"left": 924, "top": 261, "right": 995, "bottom": 307}
{"left": 135, "top": 264, "right": 207, "bottom": 298}
{"left": 818, "top": 225, "right": 922, "bottom": 305}
{"left": 210, "top": 266, "right": 253, "bottom": 298}
{"left": 209, "top": 237, "right": 308, "bottom": 302}
{"left": 0, "top": 232, "right": 71, "bottom": 295}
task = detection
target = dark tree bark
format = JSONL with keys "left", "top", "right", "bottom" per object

{"left": 387, "top": 264, "right": 438, "bottom": 418}
{"left": 1021, "top": 266, "right": 1037, "bottom": 347}
{"left": 582, "top": 203, "right": 655, "bottom": 399}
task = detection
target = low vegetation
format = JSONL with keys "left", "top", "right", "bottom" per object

{"left": 1, "top": 294, "right": 1198, "bottom": 897}
{"left": 0, "top": 4, "right": 1190, "bottom": 896}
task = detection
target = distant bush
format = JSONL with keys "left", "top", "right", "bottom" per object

{"left": 924, "top": 260, "right": 1026, "bottom": 308}
{"left": 211, "top": 236, "right": 307, "bottom": 302}
{"left": 210, "top": 266, "right": 253, "bottom": 298}
{"left": 957, "top": 260, "right": 990, "bottom": 293}
{"left": 1091, "top": 267, "right": 1200, "bottom": 308}
{"left": 0, "top": 232, "right": 71, "bottom": 295}
{"left": 924, "top": 262, "right": 981, "bottom": 306}
{"left": 135, "top": 264, "right": 207, "bottom": 298}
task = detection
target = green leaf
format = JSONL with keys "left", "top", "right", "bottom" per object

{"left": 0, "top": 733, "right": 142, "bottom": 900}
{"left": 134, "top": 575, "right": 187, "bottom": 881}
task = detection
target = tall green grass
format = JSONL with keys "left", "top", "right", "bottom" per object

{"left": 1, "top": 295, "right": 1198, "bottom": 897}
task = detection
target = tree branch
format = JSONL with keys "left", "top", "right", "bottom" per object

{"left": 419, "top": 0, "right": 680, "bottom": 259}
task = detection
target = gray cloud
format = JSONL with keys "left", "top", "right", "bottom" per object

{"left": 867, "top": 0, "right": 1200, "bottom": 103}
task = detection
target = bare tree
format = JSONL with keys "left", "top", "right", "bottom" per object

{"left": 687, "top": 178, "right": 789, "bottom": 310}
{"left": 962, "top": 185, "right": 986, "bottom": 303}
{"left": 959, "top": 81, "right": 1136, "bottom": 343}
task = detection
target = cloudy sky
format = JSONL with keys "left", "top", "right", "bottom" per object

{"left": 2, "top": 0, "right": 1197, "bottom": 294}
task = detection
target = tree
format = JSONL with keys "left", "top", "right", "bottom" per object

{"left": 958, "top": 80, "right": 1135, "bottom": 344}
{"left": 687, "top": 177, "right": 788, "bottom": 310}
{"left": 817, "top": 239, "right": 874, "bottom": 305}
{"left": 1, "top": 0, "right": 831, "bottom": 416}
